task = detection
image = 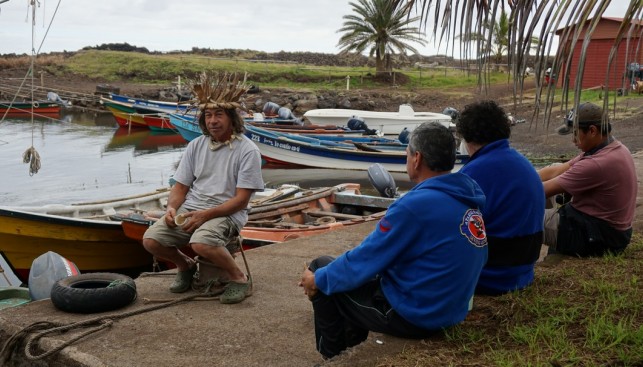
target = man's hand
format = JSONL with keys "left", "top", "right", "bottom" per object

{"left": 164, "top": 207, "right": 178, "bottom": 228}
{"left": 179, "top": 210, "right": 210, "bottom": 233}
{"left": 298, "top": 265, "right": 318, "bottom": 300}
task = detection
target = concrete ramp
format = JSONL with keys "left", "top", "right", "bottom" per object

{"left": 0, "top": 221, "right": 417, "bottom": 367}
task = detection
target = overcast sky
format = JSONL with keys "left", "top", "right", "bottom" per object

{"left": 0, "top": 1, "right": 632, "bottom": 56}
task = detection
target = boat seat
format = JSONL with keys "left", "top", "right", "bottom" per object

{"left": 248, "top": 203, "right": 310, "bottom": 221}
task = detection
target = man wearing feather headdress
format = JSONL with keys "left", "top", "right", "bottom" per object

{"left": 143, "top": 72, "right": 264, "bottom": 304}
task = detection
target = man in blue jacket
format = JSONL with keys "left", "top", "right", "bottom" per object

{"left": 457, "top": 100, "right": 544, "bottom": 295}
{"left": 299, "top": 122, "right": 488, "bottom": 359}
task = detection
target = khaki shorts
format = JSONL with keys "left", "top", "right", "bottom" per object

{"left": 542, "top": 163, "right": 563, "bottom": 249}
{"left": 543, "top": 207, "right": 559, "bottom": 248}
{"left": 143, "top": 208, "right": 239, "bottom": 248}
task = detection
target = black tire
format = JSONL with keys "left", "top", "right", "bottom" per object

{"left": 50, "top": 273, "right": 137, "bottom": 314}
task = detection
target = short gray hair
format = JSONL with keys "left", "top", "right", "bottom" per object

{"left": 408, "top": 122, "right": 456, "bottom": 172}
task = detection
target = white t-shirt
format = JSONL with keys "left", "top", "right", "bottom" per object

{"left": 173, "top": 134, "right": 264, "bottom": 229}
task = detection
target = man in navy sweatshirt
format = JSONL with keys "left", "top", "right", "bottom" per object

{"left": 457, "top": 100, "right": 544, "bottom": 295}
{"left": 299, "top": 122, "right": 488, "bottom": 359}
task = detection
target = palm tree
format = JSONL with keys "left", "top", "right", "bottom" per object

{"left": 459, "top": 9, "right": 540, "bottom": 68}
{"left": 490, "top": 9, "right": 510, "bottom": 66}
{"left": 393, "top": 0, "right": 643, "bottom": 127}
{"left": 457, "top": 9, "right": 510, "bottom": 67}
{"left": 337, "top": 0, "right": 427, "bottom": 74}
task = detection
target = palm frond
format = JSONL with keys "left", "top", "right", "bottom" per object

{"left": 399, "top": 0, "right": 643, "bottom": 128}
{"left": 337, "top": 0, "right": 427, "bottom": 73}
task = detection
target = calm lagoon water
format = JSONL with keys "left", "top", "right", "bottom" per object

{"left": 1, "top": 111, "right": 414, "bottom": 207}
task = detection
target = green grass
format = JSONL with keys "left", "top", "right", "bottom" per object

{"left": 7, "top": 50, "right": 635, "bottom": 104}
{"left": 42, "top": 50, "right": 508, "bottom": 92}
{"left": 380, "top": 234, "right": 643, "bottom": 366}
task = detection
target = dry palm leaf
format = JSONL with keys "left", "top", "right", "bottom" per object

{"left": 187, "top": 72, "right": 249, "bottom": 111}
{"left": 395, "top": 0, "right": 643, "bottom": 131}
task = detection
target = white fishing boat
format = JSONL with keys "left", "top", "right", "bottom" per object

{"left": 303, "top": 104, "right": 455, "bottom": 135}
{"left": 246, "top": 124, "right": 468, "bottom": 173}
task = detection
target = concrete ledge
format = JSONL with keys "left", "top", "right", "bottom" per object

{"left": 0, "top": 222, "right": 376, "bottom": 367}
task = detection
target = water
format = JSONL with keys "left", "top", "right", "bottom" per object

{"left": 1, "top": 111, "right": 415, "bottom": 206}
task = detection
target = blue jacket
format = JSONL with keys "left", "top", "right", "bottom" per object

{"left": 314, "top": 172, "right": 488, "bottom": 331}
{"left": 461, "top": 139, "right": 545, "bottom": 294}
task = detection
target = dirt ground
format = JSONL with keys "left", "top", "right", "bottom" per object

{"left": 25, "top": 72, "right": 643, "bottom": 155}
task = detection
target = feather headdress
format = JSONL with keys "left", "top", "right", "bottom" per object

{"left": 188, "top": 72, "right": 249, "bottom": 111}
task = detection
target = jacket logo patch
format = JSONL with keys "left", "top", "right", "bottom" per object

{"left": 460, "top": 209, "right": 487, "bottom": 247}
{"left": 378, "top": 218, "right": 392, "bottom": 233}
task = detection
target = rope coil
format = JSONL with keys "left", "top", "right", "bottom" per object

{"left": 22, "top": 146, "right": 41, "bottom": 175}
{"left": 0, "top": 287, "right": 221, "bottom": 362}
{"left": 0, "top": 243, "right": 253, "bottom": 362}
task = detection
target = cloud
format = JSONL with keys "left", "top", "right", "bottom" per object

{"left": 0, "top": 0, "right": 356, "bottom": 54}
{"left": 0, "top": 1, "right": 632, "bottom": 56}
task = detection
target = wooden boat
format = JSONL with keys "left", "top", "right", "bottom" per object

{"left": 248, "top": 122, "right": 367, "bottom": 135}
{"left": 0, "top": 101, "right": 61, "bottom": 116}
{"left": 103, "top": 98, "right": 176, "bottom": 132}
{"left": 141, "top": 114, "right": 177, "bottom": 132}
{"left": 0, "top": 188, "right": 172, "bottom": 282}
{"left": 109, "top": 93, "right": 188, "bottom": 113}
{"left": 303, "top": 104, "right": 455, "bottom": 135}
{"left": 242, "top": 183, "right": 393, "bottom": 244}
{"left": 245, "top": 124, "right": 468, "bottom": 173}
{"left": 108, "top": 94, "right": 304, "bottom": 126}
{"left": 118, "top": 183, "right": 396, "bottom": 248}
{"left": 168, "top": 113, "right": 368, "bottom": 143}
{"left": 169, "top": 113, "right": 202, "bottom": 141}
{"left": 103, "top": 99, "right": 148, "bottom": 128}
{"left": 106, "top": 107, "right": 149, "bottom": 128}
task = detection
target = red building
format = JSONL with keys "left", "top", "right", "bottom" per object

{"left": 555, "top": 17, "right": 643, "bottom": 90}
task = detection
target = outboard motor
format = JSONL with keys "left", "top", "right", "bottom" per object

{"left": 367, "top": 163, "right": 398, "bottom": 198}
{"left": 442, "top": 107, "right": 459, "bottom": 122}
{"left": 556, "top": 108, "right": 575, "bottom": 135}
{"left": 347, "top": 116, "right": 378, "bottom": 136}
{"left": 177, "top": 91, "right": 192, "bottom": 102}
{"left": 347, "top": 115, "right": 365, "bottom": 130}
{"left": 277, "top": 106, "right": 304, "bottom": 125}
{"left": 398, "top": 127, "right": 410, "bottom": 144}
{"left": 278, "top": 106, "right": 296, "bottom": 120}
{"left": 247, "top": 85, "right": 261, "bottom": 94}
{"left": 47, "top": 91, "right": 71, "bottom": 107}
{"left": 263, "top": 102, "right": 280, "bottom": 116}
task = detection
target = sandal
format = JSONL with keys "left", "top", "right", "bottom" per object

{"left": 220, "top": 278, "right": 252, "bottom": 304}
{"left": 169, "top": 265, "right": 197, "bottom": 293}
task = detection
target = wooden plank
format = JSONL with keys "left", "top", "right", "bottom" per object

{"left": 303, "top": 210, "right": 364, "bottom": 220}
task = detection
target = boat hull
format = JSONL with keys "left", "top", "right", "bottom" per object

{"left": 0, "top": 101, "right": 61, "bottom": 116}
{"left": 0, "top": 189, "right": 171, "bottom": 281}
{"left": 303, "top": 107, "right": 453, "bottom": 135}
{"left": 246, "top": 125, "right": 409, "bottom": 172}
{"left": 142, "top": 114, "right": 176, "bottom": 132}
{"left": 169, "top": 114, "right": 202, "bottom": 141}
{"left": 105, "top": 105, "right": 147, "bottom": 128}
{"left": 0, "top": 209, "right": 152, "bottom": 282}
